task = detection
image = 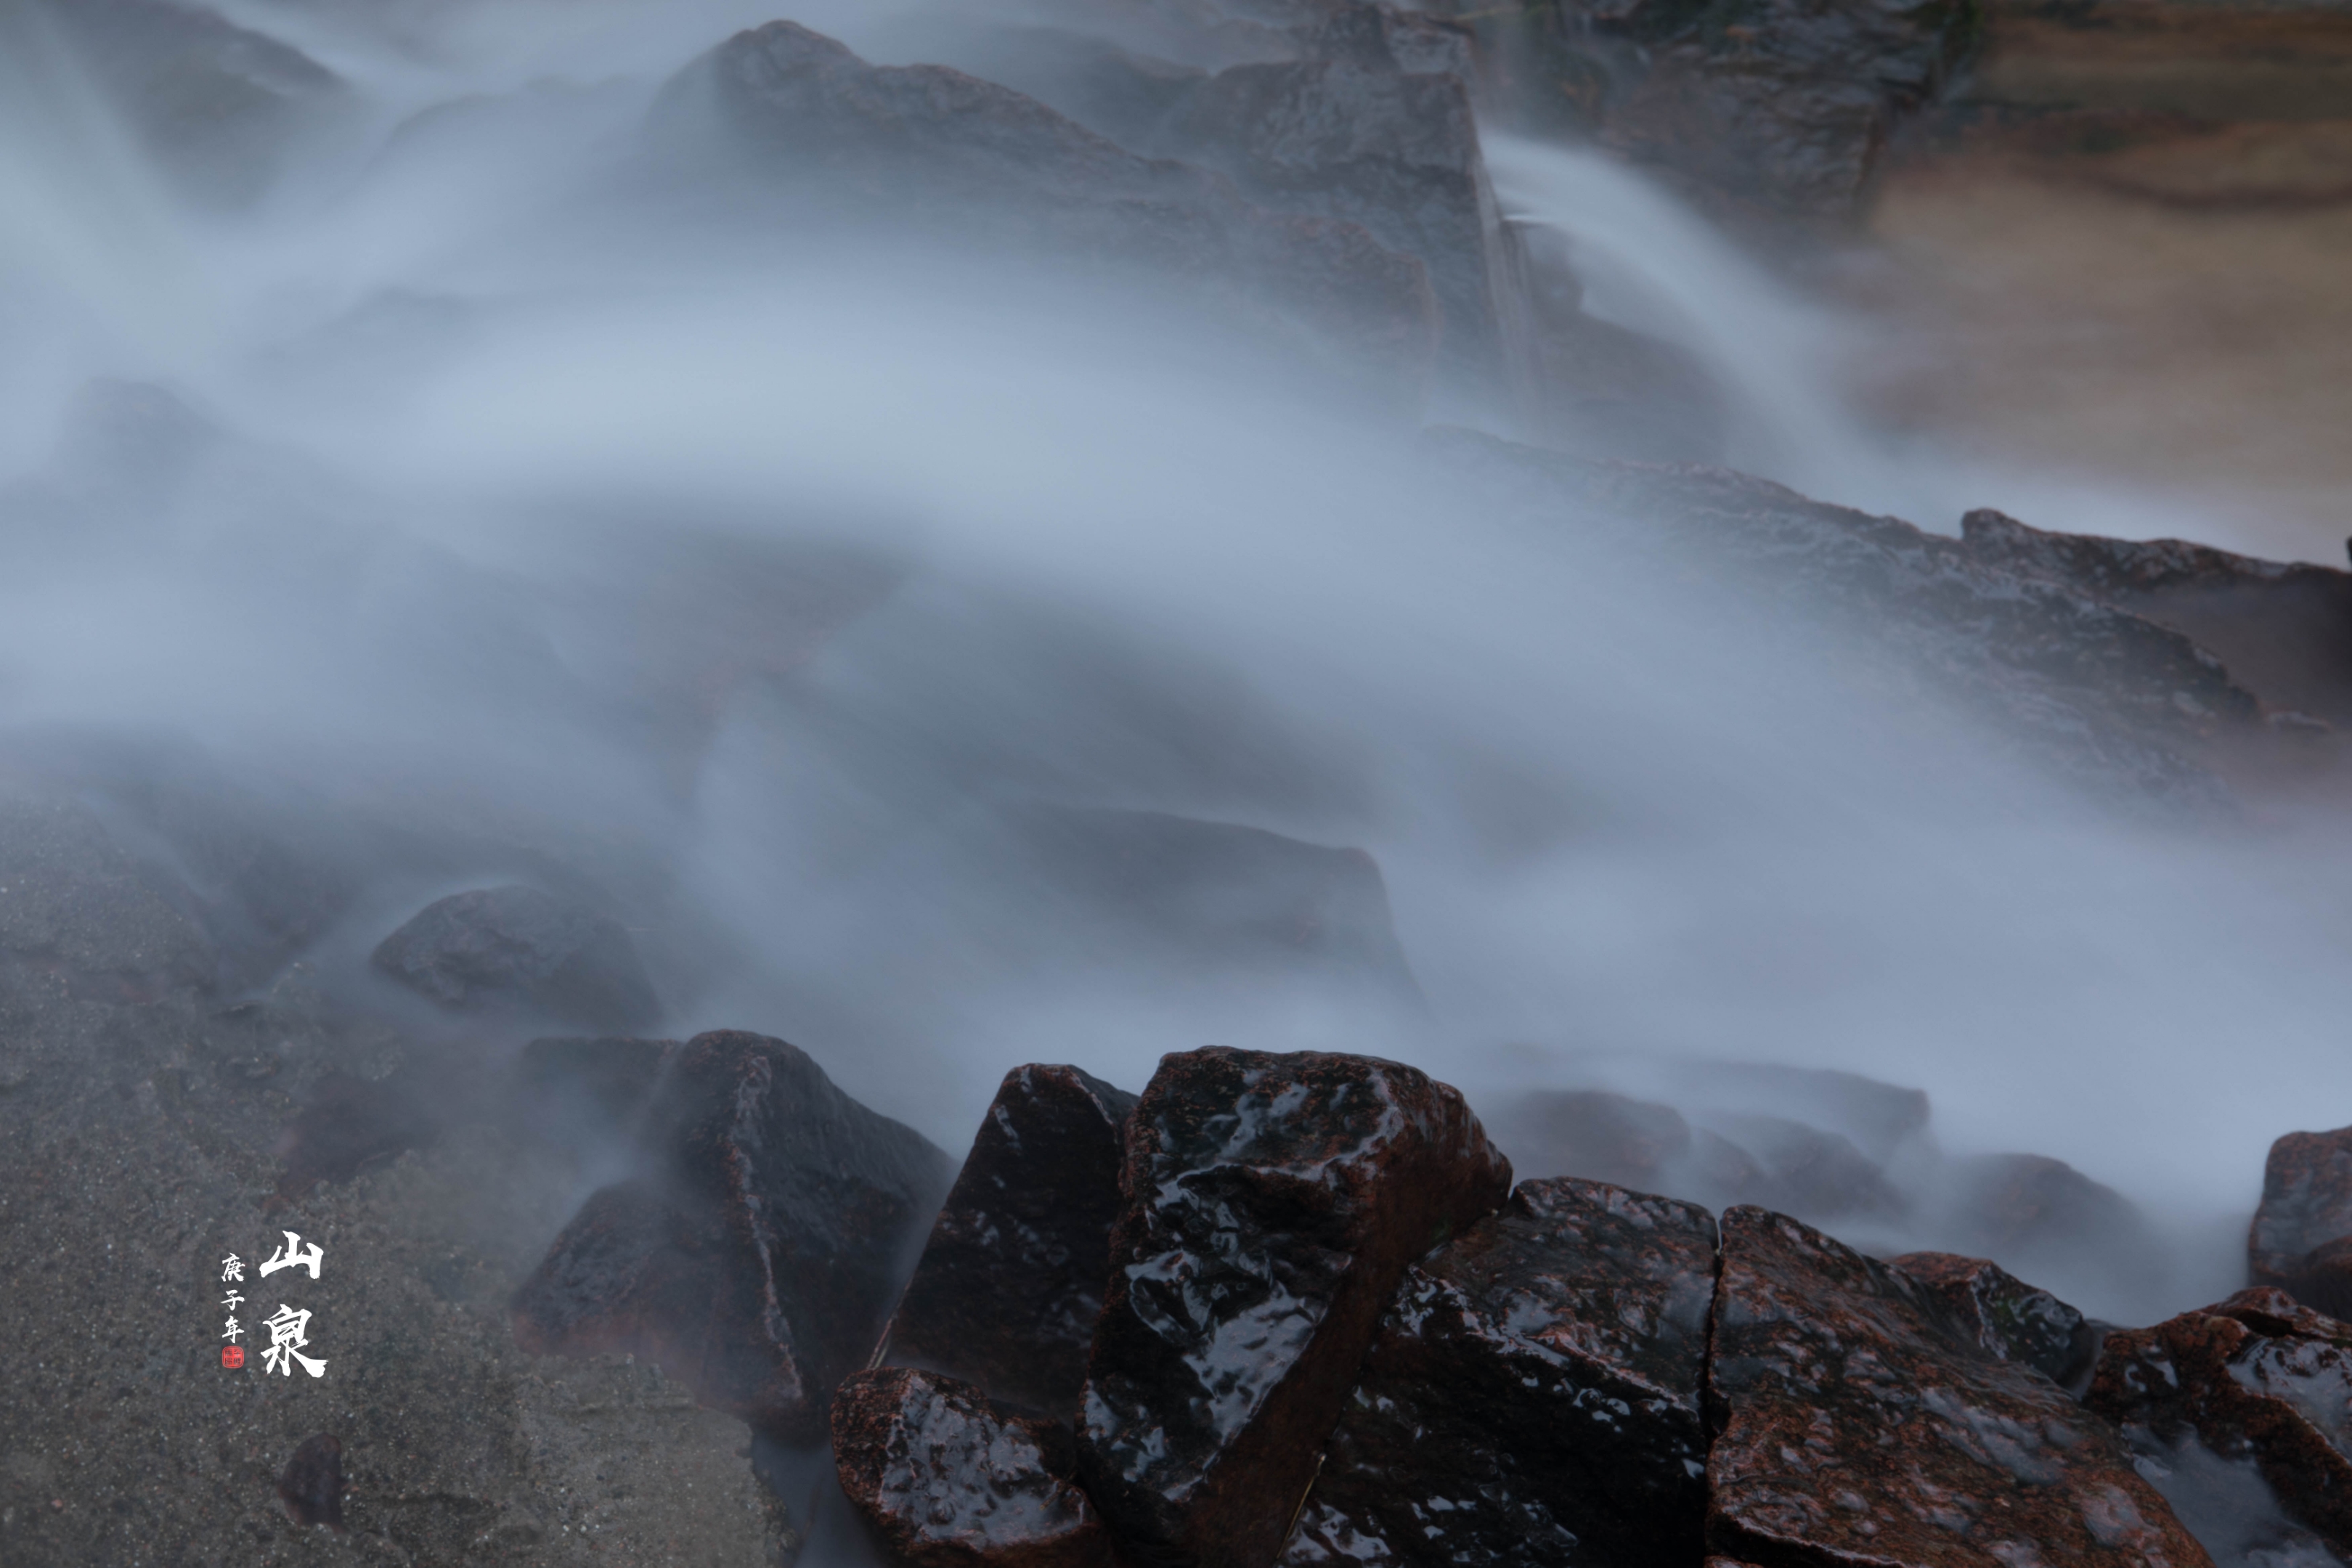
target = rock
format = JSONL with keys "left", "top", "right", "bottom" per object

{"left": 1709, "top": 1205, "right": 2211, "bottom": 1568}
{"left": 1151, "top": 6, "right": 1536, "bottom": 398}
{"left": 668, "top": 21, "right": 1439, "bottom": 404}
{"left": 277, "top": 1433, "right": 344, "bottom": 1530}
{"left": 32, "top": 0, "right": 345, "bottom": 205}
{"left": 510, "top": 1031, "right": 955, "bottom": 1440}
{"left": 2085, "top": 1288, "right": 2352, "bottom": 1562}
{"left": 1495, "top": 1087, "right": 1696, "bottom": 1192}
{"left": 1446, "top": 0, "right": 1981, "bottom": 221}
{"left": 371, "top": 886, "right": 662, "bottom": 1034}
{"left": 510, "top": 1034, "right": 670, "bottom": 1151}
{"left": 1892, "top": 1250, "right": 2102, "bottom": 1392}
{"left": 882, "top": 1063, "right": 1138, "bottom": 1416}
{"left": 1964, "top": 508, "right": 2352, "bottom": 732}
{"left": 1425, "top": 430, "right": 2263, "bottom": 809}
{"left": 2250, "top": 1126, "right": 2352, "bottom": 1318}
{"left": 1076, "top": 1047, "right": 1510, "bottom": 1568}
{"left": 1001, "top": 806, "right": 1424, "bottom": 1007}
{"left": 1283, "top": 1177, "right": 1714, "bottom": 1568}
{"left": 832, "top": 1367, "right": 1112, "bottom": 1568}
{"left": 1712, "top": 1112, "right": 1904, "bottom": 1223}
{"left": 1941, "top": 1151, "right": 2154, "bottom": 1289}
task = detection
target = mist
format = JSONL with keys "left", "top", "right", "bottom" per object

{"left": 4, "top": 0, "right": 2345, "bottom": 1352}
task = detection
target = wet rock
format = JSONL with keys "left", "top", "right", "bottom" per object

{"left": 2247, "top": 1125, "right": 2352, "bottom": 1317}
{"left": 510, "top": 1030, "right": 955, "bottom": 1440}
{"left": 883, "top": 1064, "right": 1138, "bottom": 1416}
{"left": 1713, "top": 1112, "right": 1904, "bottom": 1222}
{"left": 371, "top": 886, "right": 662, "bottom": 1034}
{"left": 1426, "top": 430, "right": 2262, "bottom": 809}
{"left": 1892, "top": 1250, "right": 2102, "bottom": 1392}
{"left": 669, "top": 21, "right": 1439, "bottom": 402}
{"left": 1964, "top": 508, "right": 2352, "bottom": 732}
{"left": 1709, "top": 1205, "right": 2211, "bottom": 1568}
{"left": 278, "top": 1432, "right": 344, "bottom": 1530}
{"left": 832, "top": 1367, "right": 1112, "bottom": 1568}
{"left": 1449, "top": 0, "right": 1980, "bottom": 220}
{"left": 1002, "top": 806, "right": 1423, "bottom": 1007}
{"left": 1076, "top": 1046, "right": 1510, "bottom": 1568}
{"left": 2086, "top": 1289, "right": 2352, "bottom": 1561}
{"left": 1283, "top": 1177, "right": 1714, "bottom": 1568}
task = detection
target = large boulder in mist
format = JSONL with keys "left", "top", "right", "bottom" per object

{"left": 1000, "top": 805, "right": 1425, "bottom": 1008}
{"left": 1934, "top": 1151, "right": 2156, "bottom": 1291}
{"left": 509, "top": 1030, "right": 955, "bottom": 1440}
{"left": 662, "top": 21, "right": 1439, "bottom": 405}
{"left": 1283, "top": 1177, "right": 1714, "bottom": 1568}
{"left": 2250, "top": 1123, "right": 2352, "bottom": 1318}
{"left": 1426, "top": 430, "right": 2268, "bottom": 809}
{"left": 1436, "top": 0, "right": 1981, "bottom": 220}
{"left": 833, "top": 1367, "right": 1114, "bottom": 1568}
{"left": 30, "top": 0, "right": 346, "bottom": 205}
{"left": 372, "top": 885, "right": 662, "bottom": 1034}
{"left": 1709, "top": 1205, "right": 2211, "bottom": 1567}
{"left": 880, "top": 1063, "right": 1137, "bottom": 1416}
{"left": 2085, "top": 1289, "right": 2352, "bottom": 1564}
{"left": 1075, "top": 1047, "right": 1510, "bottom": 1568}
{"left": 1964, "top": 507, "right": 2352, "bottom": 733}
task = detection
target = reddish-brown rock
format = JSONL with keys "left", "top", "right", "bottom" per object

{"left": 1282, "top": 1177, "right": 1714, "bottom": 1568}
{"left": 882, "top": 1063, "right": 1138, "bottom": 1415}
{"left": 1892, "top": 1250, "right": 2101, "bottom": 1392}
{"left": 1076, "top": 1047, "right": 1510, "bottom": 1568}
{"left": 277, "top": 1432, "right": 343, "bottom": 1530}
{"left": 1709, "top": 1205, "right": 2212, "bottom": 1568}
{"left": 2085, "top": 1288, "right": 2352, "bottom": 1559}
{"left": 2250, "top": 1125, "right": 2352, "bottom": 1317}
{"left": 510, "top": 1031, "right": 953, "bottom": 1440}
{"left": 833, "top": 1367, "right": 1112, "bottom": 1568}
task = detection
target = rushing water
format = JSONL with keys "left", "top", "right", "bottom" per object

{"left": 4, "top": 0, "right": 2348, "bottom": 1331}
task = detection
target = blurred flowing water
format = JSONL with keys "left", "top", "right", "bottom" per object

{"left": 2, "top": 0, "right": 2347, "bottom": 1326}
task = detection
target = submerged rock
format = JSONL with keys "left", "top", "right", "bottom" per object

{"left": 510, "top": 1031, "right": 953, "bottom": 1440}
{"left": 1892, "top": 1250, "right": 2103, "bottom": 1392}
{"left": 372, "top": 886, "right": 662, "bottom": 1034}
{"left": 1284, "top": 1176, "right": 1715, "bottom": 1568}
{"left": 1077, "top": 1047, "right": 1510, "bottom": 1568}
{"left": 2250, "top": 1124, "right": 2352, "bottom": 1318}
{"left": 833, "top": 1367, "right": 1112, "bottom": 1568}
{"left": 2086, "top": 1288, "right": 2352, "bottom": 1561}
{"left": 883, "top": 1063, "right": 1137, "bottom": 1416}
{"left": 1709, "top": 1205, "right": 2210, "bottom": 1568}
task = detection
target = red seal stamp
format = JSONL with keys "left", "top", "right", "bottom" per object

{"left": 221, "top": 1345, "right": 245, "bottom": 1368}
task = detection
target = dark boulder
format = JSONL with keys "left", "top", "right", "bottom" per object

{"left": 1892, "top": 1250, "right": 2102, "bottom": 1392}
{"left": 274, "top": 1071, "right": 440, "bottom": 1202}
{"left": 510, "top": 1034, "right": 670, "bottom": 1151}
{"left": 1712, "top": 1112, "right": 1904, "bottom": 1222}
{"left": 1076, "top": 1047, "right": 1510, "bottom": 1568}
{"left": 371, "top": 886, "right": 662, "bottom": 1034}
{"left": 667, "top": 21, "right": 1439, "bottom": 403}
{"left": 2085, "top": 1288, "right": 2352, "bottom": 1562}
{"left": 1709, "top": 1205, "right": 2211, "bottom": 1568}
{"left": 2249, "top": 1125, "right": 2352, "bottom": 1318}
{"left": 510, "top": 1031, "right": 954, "bottom": 1440}
{"left": 832, "top": 1367, "right": 1112, "bottom": 1568}
{"left": 277, "top": 1432, "right": 344, "bottom": 1530}
{"left": 1940, "top": 1151, "right": 2155, "bottom": 1290}
{"left": 1425, "top": 429, "right": 2265, "bottom": 809}
{"left": 882, "top": 1063, "right": 1137, "bottom": 1416}
{"left": 1283, "top": 1176, "right": 1715, "bottom": 1568}
{"left": 1495, "top": 1087, "right": 1697, "bottom": 1193}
